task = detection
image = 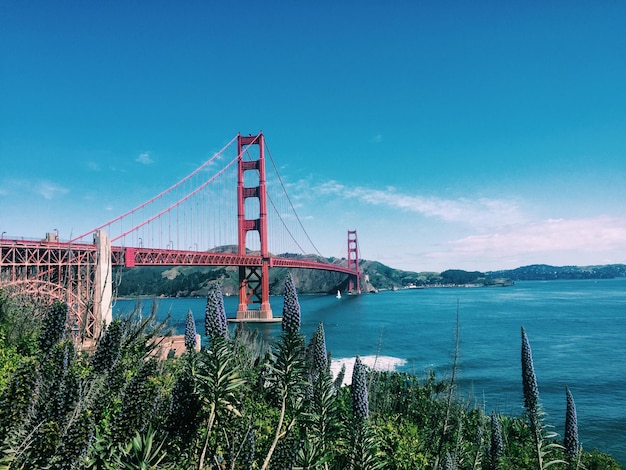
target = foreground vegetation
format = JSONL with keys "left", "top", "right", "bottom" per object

{"left": 0, "top": 279, "right": 622, "bottom": 469}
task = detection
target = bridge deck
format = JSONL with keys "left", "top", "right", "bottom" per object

{"left": 1, "top": 240, "right": 357, "bottom": 276}
{"left": 113, "top": 246, "right": 356, "bottom": 275}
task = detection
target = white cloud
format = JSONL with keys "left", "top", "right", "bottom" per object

{"left": 370, "top": 134, "right": 383, "bottom": 143}
{"left": 288, "top": 178, "right": 626, "bottom": 271}
{"left": 1, "top": 179, "right": 69, "bottom": 200}
{"left": 136, "top": 152, "right": 153, "bottom": 165}
{"left": 416, "top": 216, "right": 626, "bottom": 270}
{"left": 35, "top": 181, "right": 69, "bottom": 200}
{"left": 316, "top": 181, "right": 525, "bottom": 228}
{"left": 451, "top": 216, "right": 626, "bottom": 255}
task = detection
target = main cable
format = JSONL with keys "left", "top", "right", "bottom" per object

{"left": 264, "top": 142, "right": 323, "bottom": 257}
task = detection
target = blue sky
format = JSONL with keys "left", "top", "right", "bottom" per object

{"left": 1, "top": 1, "right": 625, "bottom": 272}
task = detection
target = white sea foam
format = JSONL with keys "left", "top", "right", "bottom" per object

{"left": 330, "top": 355, "right": 407, "bottom": 386}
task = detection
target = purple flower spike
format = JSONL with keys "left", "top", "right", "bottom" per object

{"left": 282, "top": 273, "right": 301, "bottom": 334}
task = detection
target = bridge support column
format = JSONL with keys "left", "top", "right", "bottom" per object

{"left": 348, "top": 230, "right": 361, "bottom": 294}
{"left": 235, "top": 132, "right": 274, "bottom": 322}
{"left": 93, "top": 230, "right": 112, "bottom": 335}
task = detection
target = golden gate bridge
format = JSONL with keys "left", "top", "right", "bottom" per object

{"left": 0, "top": 133, "right": 361, "bottom": 339}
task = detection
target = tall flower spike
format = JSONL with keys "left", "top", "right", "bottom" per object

{"left": 56, "top": 408, "right": 95, "bottom": 470}
{"left": 91, "top": 319, "right": 123, "bottom": 375}
{"left": 490, "top": 411, "right": 503, "bottom": 466}
{"left": 205, "top": 283, "right": 228, "bottom": 340}
{"left": 564, "top": 386, "right": 579, "bottom": 462}
{"left": 281, "top": 273, "right": 301, "bottom": 333}
{"left": 521, "top": 326, "right": 539, "bottom": 415}
{"left": 351, "top": 356, "right": 369, "bottom": 420}
{"left": 312, "top": 322, "right": 328, "bottom": 374}
{"left": 334, "top": 363, "right": 346, "bottom": 389}
{"left": 184, "top": 309, "right": 197, "bottom": 351}
{"left": 38, "top": 300, "right": 68, "bottom": 355}
{"left": 475, "top": 423, "right": 483, "bottom": 450}
{"left": 444, "top": 452, "right": 455, "bottom": 470}
{"left": 240, "top": 425, "right": 255, "bottom": 469}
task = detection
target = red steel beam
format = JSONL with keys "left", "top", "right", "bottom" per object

{"left": 111, "top": 246, "right": 356, "bottom": 275}
{"left": 2, "top": 241, "right": 359, "bottom": 275}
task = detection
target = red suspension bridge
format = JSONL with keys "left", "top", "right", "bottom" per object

{"left": 0, "top": 133, "right": 362, "bottom": 338}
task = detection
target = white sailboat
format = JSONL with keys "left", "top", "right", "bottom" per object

{"left": 336, "top": 290, "right": 341, "bottom": 299}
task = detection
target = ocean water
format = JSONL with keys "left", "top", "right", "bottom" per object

{"left": 115, "top": 278, "right": 626, "bottom": 464}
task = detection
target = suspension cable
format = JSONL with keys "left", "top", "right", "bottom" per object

{"left": 264, "top": 141, "right": 323, "bottom": 257}
{"left": 266, "top": 192, "right": 307, "bottom": 254}
{"left": 111, "top": 154, "right": 239, "bottom": 243}
{"left": 71, "top": 134, "right": 238, "bottom": 242}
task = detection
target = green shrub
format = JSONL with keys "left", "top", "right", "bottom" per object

{"left": 0, "top": 283, "right": 623, "bottom": 469}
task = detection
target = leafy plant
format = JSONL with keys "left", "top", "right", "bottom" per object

{"left": 299, "top": 351, "right": 342, "bottom": 469}
{"left": 196, "top": 335, "right": 246, "bottom": 469}
{"left": 260, "top": 273, "right": 307, "bottom": 470}
{"left": 115, "top": 425, "right": 168, "bottom": 470}
{"left": 1, "top": 276, "right": 624, "bottom": 469}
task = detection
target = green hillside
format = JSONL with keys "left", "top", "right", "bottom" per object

{"left": 488, "top": 263, "right": 626, "bottom": 280}
{"left": 115, "top": 254, "right": 512, "bottom": 297}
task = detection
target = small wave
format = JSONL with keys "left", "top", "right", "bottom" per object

{"left": 330, "top": 355, "right": 407, "bottom": 386}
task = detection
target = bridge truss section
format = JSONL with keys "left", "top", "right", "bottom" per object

{"left": 0, "top": 232, "right": 112, "bottom": 340}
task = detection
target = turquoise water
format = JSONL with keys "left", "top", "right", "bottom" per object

{"left": 115, "top": 278, "right": 626, "bottom": 464}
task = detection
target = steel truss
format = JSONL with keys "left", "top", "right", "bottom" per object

{"left": 0, "top": 240, "right": 100, "bottom": 338}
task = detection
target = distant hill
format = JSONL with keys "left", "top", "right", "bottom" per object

{"left": 115, "top": 252, "right": 512, "bottom": 297}
{"left": 487, "top": 264, "right": 626, "bottom": 281}
{"left": 115, "top": 253, "right": 626, "bottom": 298}
{"left": 115, "top": 254, "right": 368, "bottom": 298}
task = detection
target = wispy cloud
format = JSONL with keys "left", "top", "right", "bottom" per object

{"left": 136, "top": 152, "right": 153, "bottom": 165}
{"left": 290, "top": 178, "right": 626, "bottom": 271}
{"left": 450, "top": 216, "right": 626, "bottom": 256}
{"left": 415, "top": 216, "right": 626, "bottom": 270}
{"left": 370, "top": 134, "right": 383, "bottom": 143}
{"left": 1, "top": 179, "right": 69, "bottom": 200}
{"left": 36, "top": 181, "right": 69, "bottom": 200}
{"left": 316, "top": 181, "right": 525, "bottom": 228}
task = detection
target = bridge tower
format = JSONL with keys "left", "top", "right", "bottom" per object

{"left": 236, "top": 132, "right": 273, "bottom": 320}
{"left": 348, "top": 230, "right": 361, "bottom": 294}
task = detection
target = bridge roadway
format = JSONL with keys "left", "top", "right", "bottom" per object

{"left": 0, "top": 238, "right": 357, "bottom": 284}
{"left": 115, "top": 246, "right": 356, "bottom": 274}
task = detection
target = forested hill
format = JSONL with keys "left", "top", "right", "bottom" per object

{"left": 487, "top": 263, "right": 626, "bottom": 281}
{"left": 114, "top": 255, "right": 626, "bottom": 298}
{"left": 114, "top": 255, "right": 405, "bottom": 297}
{"left": 114, "top": 253, "right": 511, "bottom": 298}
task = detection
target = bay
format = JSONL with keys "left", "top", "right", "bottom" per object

{"left": 114, "top": 278, "right": 626, "bottom": 465}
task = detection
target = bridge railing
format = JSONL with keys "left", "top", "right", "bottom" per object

{"left": 110, "top": 245, "right": 359, "bottom": 276}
